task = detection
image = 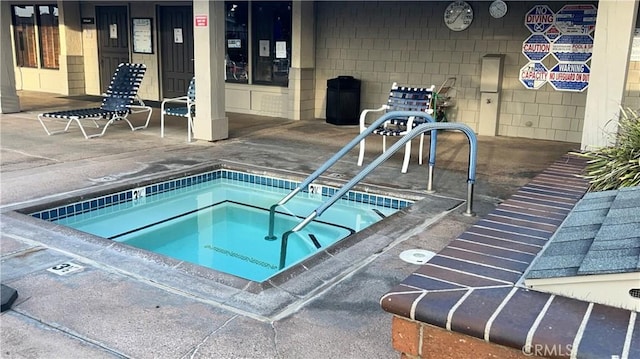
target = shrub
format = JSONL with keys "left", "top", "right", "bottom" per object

{"left": 575, "top": 107, "right": 640, "bottom": 192}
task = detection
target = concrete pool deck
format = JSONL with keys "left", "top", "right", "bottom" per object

{"left": 1, "top": 91, "right": 578, "bottom": 358}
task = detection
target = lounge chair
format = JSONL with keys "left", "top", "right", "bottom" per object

{"left": 357, "top": 82, "right": 436, "bottom": 173}
{"left": 37, "top": 63, "right": 152, "bottom": 139}
{"left": 160, "top": 77, "right": 196, "bottom": 142}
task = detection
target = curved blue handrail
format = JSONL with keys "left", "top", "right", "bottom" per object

{"left": 265, "top": 111, "right": 438, "bottom": 240}
{"left": 270, "top": 116, "right": 479, "bottom": 270}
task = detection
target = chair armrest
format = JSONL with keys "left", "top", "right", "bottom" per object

{"left": 359, "top": 105, "right": 388, "bottom": 131}
{"left": 161, "top": 96, "right": 189, "bottom": 111}
{"left": 161, "top": 96, "right": 188, "bottom": 104}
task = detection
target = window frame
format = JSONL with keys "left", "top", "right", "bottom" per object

{"left": 11, "top": 4, "right": 60, "bottom": 70}
{"left": 224, "top": 1, "right": 292, "bottom": 87}
{"left": 37, "top": 5, "right": 60, "bottom": 69}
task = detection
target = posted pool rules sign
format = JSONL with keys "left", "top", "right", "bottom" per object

{"left": 520, "top": 4, "right": 597, "bottom": 92}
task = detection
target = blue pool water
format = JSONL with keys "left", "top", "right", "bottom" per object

{"left": 31, "top": 169, "right": 412, "bottom": 281}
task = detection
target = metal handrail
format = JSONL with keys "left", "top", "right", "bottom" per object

{"left": 265, "top": 111, "right": 439, "bottom": 240}
{"left": 272, "top": 120, "right": 478, "bottom": 270}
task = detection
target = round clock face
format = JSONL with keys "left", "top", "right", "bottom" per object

{"left": 489, "top": 0, "right": 508, "bottom": 19}
{"left": 444, "top": 1, "right": 474, "bottom": 32}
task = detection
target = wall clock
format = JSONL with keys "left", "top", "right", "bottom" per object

{"left": 444, "top": 1, "right": 474, "bottom": 32}
{"left": 489, "top": 0, "right": 508, "bottom": 19}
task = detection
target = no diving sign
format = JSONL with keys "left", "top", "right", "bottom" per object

{"left": 525, "top": 5, "right": 554, "bottom": 34}
{"left": 548, "top": 63, "right": 591, "bottom": 92}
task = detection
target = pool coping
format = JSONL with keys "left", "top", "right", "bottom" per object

{"left": 2, "top": 161, "right": 464, "bottom": 321}
{"left": 380, "top": 154, "right": 640, "bottom": 358}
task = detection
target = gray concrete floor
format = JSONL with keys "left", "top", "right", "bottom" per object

{"left": 0, "top": 91, "right": 578, "bottom": 358}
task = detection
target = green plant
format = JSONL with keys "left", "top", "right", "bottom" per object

{"left": 575, "top": 107, "right": 640, "bottom": 191}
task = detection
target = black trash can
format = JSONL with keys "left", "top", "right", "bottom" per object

{"left": 326, "top": 76, "right": 361, "bottom": 125}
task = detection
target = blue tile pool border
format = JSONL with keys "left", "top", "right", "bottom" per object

{"left": 30, "top": 169, "right": 413, "bottom": 222}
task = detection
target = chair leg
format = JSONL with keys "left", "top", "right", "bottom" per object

{"left": 401, "top": 138, "right": 412, "bottom": 173}
{"left": 419, "top": 133, "right": 424, "bottom": 165}
{"left": 73, "top": 119, "right": 92, "bottom": 139}
{"left": 357, "top": 137, "right": 366, "bottom": 166}
{"left": 37, "top": 114, "right": 55, "bottom": 136}
{"left": 187, "top": 115, "right": 192, "bottom": 143}
{"left": 129, "top": 105, "right": 152, "bottom": 131}
{"left": 38, "top": 114, "right": 94, "bottom": 139}
{"left": 160, "top": 113, "right": 165, "bottom": 138}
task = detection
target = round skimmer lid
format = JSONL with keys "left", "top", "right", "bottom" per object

{"left": 399, "top": 249, "right": 436, "bottom": 264}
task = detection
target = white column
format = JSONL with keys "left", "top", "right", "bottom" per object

{"left": 0, "top": 1, "right": 21, "bottom": 113}
{"left": 581, "top": 0, "right": 639, "bottom": 150}
{"left": 193, "top": 0, "right": 228, "bottom": 141}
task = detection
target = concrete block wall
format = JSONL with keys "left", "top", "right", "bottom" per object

{"left": 624, "top": 61, "right": 640, "bottom": 110}
{"left": 66, "top": 55, "right": 85, "bottom": 95}
{"left": 314, "top": 1, "right": 638, "bottom": 143}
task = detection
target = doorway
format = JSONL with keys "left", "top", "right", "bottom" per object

{"left": 96, "top": 6, "right": 129, "bottom": 93}
{"left": 159, "top": 6, "right": 194, "bottom": 99}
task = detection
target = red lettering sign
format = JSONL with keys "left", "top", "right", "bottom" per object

{"left": 195, "top": 15, "right": 208, "bottom": 27}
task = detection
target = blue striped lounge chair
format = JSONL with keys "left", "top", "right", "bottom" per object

{"left": 37, "top": 63, "right": 151, "bottom": 139}
{"left": 357, "top": 82, "right": 436, "bottom": 173}
{"left": 160, "top": 77, "right": 196, "bottom": 142}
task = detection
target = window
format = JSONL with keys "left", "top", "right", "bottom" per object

{"left": 224, "top": 1, "right": 291, "bottom": 86}
{"left": 252, "top": 1, "right": 291, "bottom": 86}
{"left": 38, "top": 5, "right": 60, "bottom": 69}
{"left": 225, "top": 2, "right": 248, "bottom": 83}
{"left": 11, "top": 4, "right": 60, "bottom": 69}
{"left": 12, "top": 6, "right": 37, "bottom": 68}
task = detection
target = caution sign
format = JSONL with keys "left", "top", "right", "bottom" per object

{"left": 525, "top": 5, "right": 554, "bottom": 34}
{"left": 548, "top": 63, "right": 590, "bottom": 92}
{"left": 551, "top": 34, "right": 593, "bottom": 62}
{"left": 522, "top": 34, "right": 550, "bottom": 61}
{"left": 555, "top": 4, "right": 597, "bottom": 35}
{"left": 520, "top": 62, "right": 548, "bottom": 90}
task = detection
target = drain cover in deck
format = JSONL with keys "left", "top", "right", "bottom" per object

{"left": 399, "top": 249, "right": 435, "bottom": 264}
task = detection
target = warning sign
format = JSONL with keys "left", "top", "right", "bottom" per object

{"left": 520, "top": 62, "right": 548, "bottom": 90}
{"left": 548, "top": 63, "right": 591, "bottom": 92}
{"left": 522, "top": 34, "right": 551, "bottom": 61}
{"left": 525, "top": 5, "right": 555, "bottom": 34}
{"left": 551, "top": 35, "right": 593, "bottom": 62}
{"left": 555, "top": 4, "right": 597, "bottom": 35}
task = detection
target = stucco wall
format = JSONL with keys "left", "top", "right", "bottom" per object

{"left": 314, "top": 1, "right": 639, "bottom": 143}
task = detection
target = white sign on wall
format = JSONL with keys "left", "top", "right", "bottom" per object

{"left": 520, "top": 62, "right": 548, "bottom": 90}
{"left": 523, "top": 34, "right": 551, "bottom": 61}
{"left": 520, "top": 4, "right": 597, "bottom": 92}
{"left": 548, "top": 63, "right": 591, "bottom": 92}
{"left": 551, "top": 34, "right": 593, "bottom": 62}
{"left": 554, "top": 4, "right": 597, "bottom": 35}
{"left": 524, "top": 5, "right": 555, "bottom": 33}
